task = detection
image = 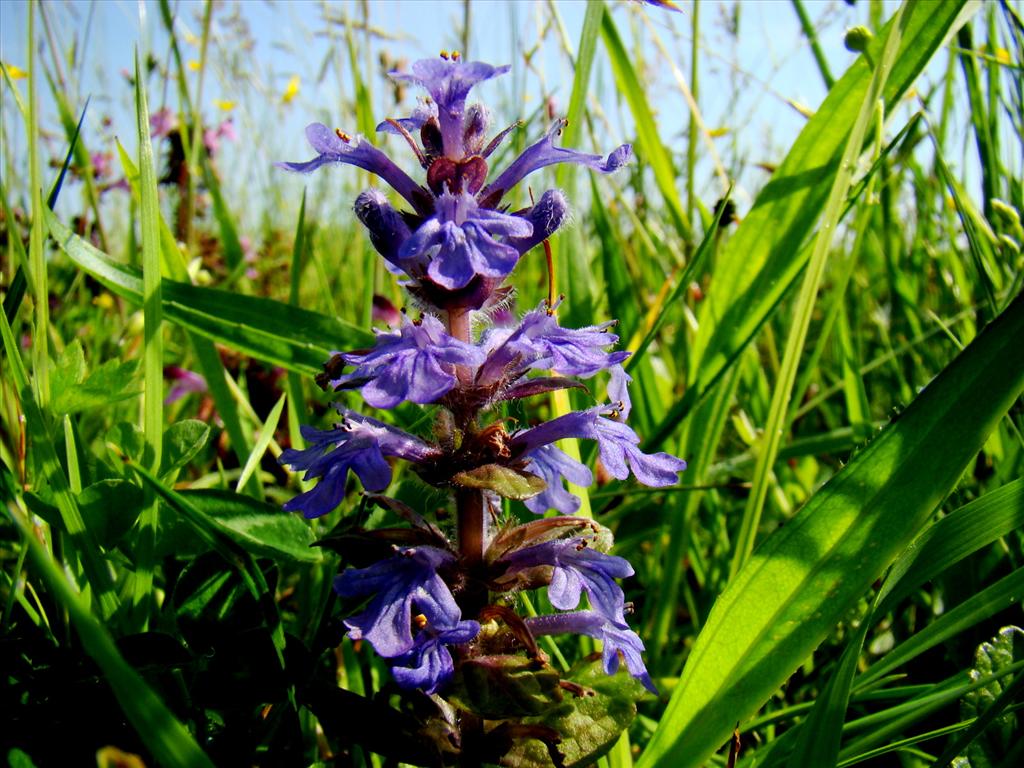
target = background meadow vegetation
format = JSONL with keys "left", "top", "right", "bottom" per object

{"left": 2, "top": 0, "right": 1022, "bottom": 766}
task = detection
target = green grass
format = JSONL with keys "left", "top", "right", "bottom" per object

{"left": 2, "top": 0, "right": 1022, "bottom": 766}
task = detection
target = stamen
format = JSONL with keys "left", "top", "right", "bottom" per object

{"left": 413, "top": 613, "right": 428, "bottom": 630}
{"left": 334, "top": 128, "right": 351, "bottom": 143}
{"left": 384, "top": 118, "right": 428, "bottom": 168}
{"left": 451, "top": 50, "right": 461, "bottom": 61}
{"left": 440, "top": 50, "right": 450, "bottom": 60}
{"left": 481, "top": 119, "right": 523, "bottom": 159}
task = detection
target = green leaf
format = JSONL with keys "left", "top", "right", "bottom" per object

{"left": 78, "top": 479, "right": 144, "bottom": 548}
{"left": 637, "top": 282, "right": 1024, "bottom": 768}
{"left": 46, "top": 210, "right": 372, "bottom": 375}
{"left": 158, "top": 489, "right": 321, "bottom": 563}
{"left": 106, "top": 421, "right": 149, "bottom": 470}
{"left": 160, "top": 420, "right": 210, "bottom": 479}
{"left": 505, "top": 658, "right": 648, "bottom": 768}
{"left": 8, "top": 510, "right": 214, "bottom": 767}
{"left": 50, "top": 341, "right": 140, "bottom": 415}
{"left": 453, "top": 464, "right": 547, "bottom": 500}
{"left": 450, "top": 655, "right": 563, "bottom": 719}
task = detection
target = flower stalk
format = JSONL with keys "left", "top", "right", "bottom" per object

{"left": 279, "top": 51, "right": 686, "bottom": 763}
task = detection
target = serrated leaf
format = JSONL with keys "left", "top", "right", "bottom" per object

{"left": 50, "top": 342, "right": 140, "bottom": 414}
{"left": 504, "top": 658, "right": 646, "bottom": 768}
{"left": 453, "top": 464, "right": 546, "bottom": 500}
{"left": 160, "top": 419, "right": 210, "bottom": 478}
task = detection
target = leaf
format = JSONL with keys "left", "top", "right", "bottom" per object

{"left": 637, "top": 282, "right": 1024, "bottom": 768}
{"left": 158, "top": 489, "right": 321, "bottom": 563}
{"left": 50, "top": 340, "right": 140, "bottom": 415}
{"left": 453, "top": 464, "right": 547, "bottom": 500}
{"left": 78, "top": 480, "right": 144, "bottom": 548}
{"left": 450, "top": 655, "right": 564, "bottom": 719}
{"left": 46, "top": 210, "right": 372, "bottom": 375}
{"left": 159, "top": 419, "right": 211, "bottom": 478}
{"left": 646, "top": 0, "right": 980, "bottom": 447}
{"left": 105, "top": 421, "right": 149, "bottom": 470}
{"left": 505, "top": 658, "right": 647, "bottom": 768}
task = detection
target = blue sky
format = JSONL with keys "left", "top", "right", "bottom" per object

{"left": 1, "top": 1, "right": 971, "bottom": 229}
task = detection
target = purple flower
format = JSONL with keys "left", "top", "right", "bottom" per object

{"left": 607, "top": 364, "right": 633, "bottom": 422}
{"left": 523, "top": 444, "right": 593, "bottom": 515}
{"left": 526, "top": 611, "right": 657, "bottom": 694}
{"left": 391, "top": 617, "right": 481, "bottom": 694}
{"left": 505, "top": 189, "right": 570, "bottom": 255}
{"left": 354, "top": 189, "right": 415, "bottom": 272}
{"left": 479, "top": 302, "right": 629, "bottom": 385}
{"left": 399, "top": 192, "right": 532, "bottom": 290}
{"left": 335, "top": 546, "right": 467, "bottom": 658}
{"left": 333, "top": 313, "right": 485, "bottom": 408}
{"left": 503, "top": 538, "right": 632, "bottom": 626}
{"left": 278, "top": 124, "right": 429, "bottom": 215}
{"left": 164, "top": 365, "right": 207, "bottom": 405}
{"left": 480, "top": 119, "right": 632, "bottom": 208}
{"left": 280, "top": 411, "right": 437, "bottom": 518}
{"left": 150, "top": 107, "right": 177, "bottom": 138}
{"left": 389, "top": 57, "right": 510, "bottom": 159}
{"left": 513, "top": 408, "right": 686, "bottom": 488}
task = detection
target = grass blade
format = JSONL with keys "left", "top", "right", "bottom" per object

{"left": 637, "top": 283, "right": 1024, "bottom": 767}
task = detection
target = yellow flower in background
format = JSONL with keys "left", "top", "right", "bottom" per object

{"left": 2, "top": 62, "right": 28, "bottom": 80}
{"left": 187, "top": 59, "right": 201, "bottom": 72}
{"left": 282, "top": 74, "right": 300, "bottom": 104}
{"left": 213, "top": 99, "right": 236, "bottom": 112}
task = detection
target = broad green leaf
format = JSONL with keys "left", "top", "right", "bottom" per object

{"left": 160, "top": 420, "right": 211, "bottom": 479}
{"left": 871, "top": 477, "right": 1024, "bottom": 620}
{"left": 160, "top": 489, "right": 321, "bottom": 563}
{"left": 78, "top": 480, "right": 144, "bottom": 548}
{"left": 46, "top": 211, "right": 372, "bottom": 375}
{"left": 50, "top": 341, "right": 140, "bottom": 414}
{"left": 505, "top": 658, "right": 648, "bottom": 768}
{"left": 637, "top": 285, "right": 1024, "bottom": 768}
{"left": 647, "top": 0, "right": 980, "bottom": 447}
{"left": 450, "top": 655, "right": 563, "bottom": 719}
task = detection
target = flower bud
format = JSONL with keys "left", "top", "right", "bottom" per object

{"left": 844, "top": 25, "right": 873, "bottom": 53}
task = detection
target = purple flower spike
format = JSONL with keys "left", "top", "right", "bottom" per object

{"left": 504, "top": 538, "right": 632, "bottom": 625}
{"left": 482, "top": 119, "right": 632, "bottom": 207}
{"left": 336, "top": 313, "right": 485, "bottom": 409}
{"left": 391, "top": 618, "right": 481, "bottom": 694}
{"left": 512, "top": 408, "right": 687, "bottom": 488}
{"left": 391, "top": 58, "right": 510, "bottom": 159}
{"left": 335, "top": 546, "right": 460, "bottom": 658}
{"left": 278, "top": 123, "right": 428, "bottom": 214}
{"left": 400, "top": 192, "right": 532, "bottom": 290}
{"left": 523, "top": 444, "right": 593, "bottom": 515}
{"left": 525, "top": 611, "right": 657, "bottom": 694}
{"left": 280, "top": 411, "right": 437, "bottom": 518}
